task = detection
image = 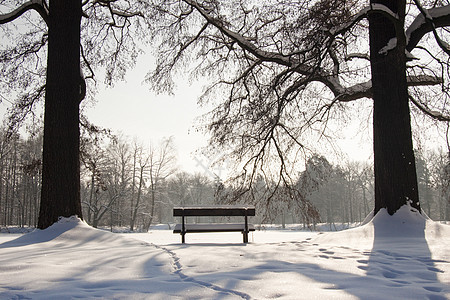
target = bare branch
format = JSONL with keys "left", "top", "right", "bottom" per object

{"left": 409, "top": 95, "right": 450, "bottom": 121}
{"left": 80, "top": 44, "right": 95, "bottom": 81}
{"left": 407, "top": 74, "right": 443, "bottom": 86}
{"left": 6, "top": 84, "right": 46, "bottom": 138}
{"left": 330, "top": 3, "right": 401, "bottom": 37}
{"left": 93, "top": 0, "right": 144, "bottom": 26}
{"left": 345, "top": 53, "right": 370, "bottom": 61}
{"left": 0, "top": 0, "right": 49, "bottom": 26}
{"left": 182, "top": 0, "right": 297, "bottom": 67}
{"left": 406, "top": 3, "right": 450, "bottom": 52}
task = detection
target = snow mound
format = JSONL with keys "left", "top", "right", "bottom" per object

{"left": 370, "top": 204, "right": 427, "bottom": 237}
{"left": 313, "top": 205, "right": 450, "bottom": 247}
{"left": 0, "top": 216, "right": 143, "bottom": 249}
{"left": 0, "top": 212, "right": 448, "bottom": 299}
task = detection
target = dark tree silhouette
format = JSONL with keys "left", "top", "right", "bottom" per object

{"left": 368, "top": 0, "right": 419, "bottom": 215}
{"left": 37, "top": 1, "right": 83, "bottom": 229}
{"left": 0, "top": 0, "right": 150, "bottom": 228}
{"left": 148, "top": 0, "right": 450, "bottom": 217}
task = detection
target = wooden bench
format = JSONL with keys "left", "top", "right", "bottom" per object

{"left": 173, "top": 205, "right": 255, "bottom": 243}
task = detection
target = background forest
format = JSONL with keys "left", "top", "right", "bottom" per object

{"left": 1, "top": 128, "right": 448, "bottom": 231}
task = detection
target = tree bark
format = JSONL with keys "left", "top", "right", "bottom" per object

{"left": 38, "top": 1, "right": 83, "bottom": 229}
{"left": 369, "top": 0, "right": 420, "bottom": 215}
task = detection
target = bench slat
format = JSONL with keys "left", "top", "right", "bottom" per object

{"left": 173, "top": 206, "right": 255, "bottom": 217}
{"left": 173, "top": 205, "right": 255, "bottom": 243}
{"left": 173, "top": 223, "right": 255, "bottom": 233}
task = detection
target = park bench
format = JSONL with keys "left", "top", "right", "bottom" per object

{"left": 173, "top": 205, "right": 256, "bottom": 243}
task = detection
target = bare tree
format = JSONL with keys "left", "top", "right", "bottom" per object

{"left": 106, "top": 136, "right": 132, "bottom": 227}
{"left": 0, "top": 128, "right": 42, "bottom": 227}
{"left": 80, "top": 141, "right": 124, "bottom": 228}
{"left": 0, "top": 0, "right": 152, "bottom": 228}
{"left": 148, "top": 0, "right": 450, "bottom": 218}
{"left": 428, "top": 150, "right": 450, "bottom": 220}
{"left": 129, "top": 142, "right": 148, "bottom": 231}
{"left": 143, "top": 137, "right": 177, "bottom": 231}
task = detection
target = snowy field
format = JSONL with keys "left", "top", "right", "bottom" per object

{"left": 0, "top": 206, "right": 449, "bottom": 299}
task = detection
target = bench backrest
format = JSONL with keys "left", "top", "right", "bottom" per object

{"left": 173, "top": 206, "right": 255, "bottom": 217}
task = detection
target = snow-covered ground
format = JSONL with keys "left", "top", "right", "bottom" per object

{"left": 0, "top": 206, "right": 449, "bottom": 299}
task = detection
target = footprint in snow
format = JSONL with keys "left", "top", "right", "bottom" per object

{"left": 423, "top": 286, "right": 442, "bottom": 293}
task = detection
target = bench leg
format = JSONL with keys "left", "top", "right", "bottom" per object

{"left": 181, "top": 214, "right": 186, "bottom": 243}
{"left": 243, "top": 231, "right": 248, "bottom": 243}
{"left": 244, "top": 211, "right": 249, "bottom": 243}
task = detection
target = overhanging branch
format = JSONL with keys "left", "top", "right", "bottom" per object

{"left": 406, "top": 3, "right": 450, "bottom": 52}
{"left": 409, "top": 95, "right": 450, "bottom": 121}
{"left": 330, "top": 3, "right": 401, "bottom": 37}
{"left": 407, "top": 74, "right": 443, "bottom": 86}
{"left": 0, "top": 0, "right": 49, "bottom": 26}
{"left": 411, "top": 0, "right": 450, "bottom": 55}
{"left": 182, "top": 0, "right": 296, "bottom": 68}
{"left": 178, "top": 1, "right": 447, "bottom": 106}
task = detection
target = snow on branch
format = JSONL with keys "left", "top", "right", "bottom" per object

{"left": 93, "top": 0, "right": 144, "bottom": 27}
{"left": 182, "top": 0, "right": 296, "bottom": 68}
{"left": 409, "top": 95, "right": 450, "bottom": 122}
{"left": 330, "top": 3, "right": 400, "bottom": 37}
{"left": 407, "top": 74, "right": 443, "bottom": 86}
{"left": 412, "top": 0, "right": 450, "bottom": 55}
{"left": 406, "top": 2, "right": 450, "bottom": 52}
{"left": 0, "top": 0, "right": 49, "bottom": 25}
{"left": 181, "top": 0, "right": 446, "bottom": 105}
{"left": 324, "top": 74, "right": 442, "bottom": 103}
{"left": 345, "top": 53, "right": 370, "bottom": 62}
{"left": 182, "top": 0, "right": 365, "bottom": 103}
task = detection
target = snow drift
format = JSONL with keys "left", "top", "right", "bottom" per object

{"left": 0, "top": 206, "right": 448, "bottom": 299}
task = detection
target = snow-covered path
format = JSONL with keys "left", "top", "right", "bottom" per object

{"left": 0, "top": 207, "right": 449, "bottom": 299}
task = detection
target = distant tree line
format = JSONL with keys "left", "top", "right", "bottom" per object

{"left": 0, "top": 129, "right": 448, "bottom": 230}
{"left": 0, "top": 132, "right": 42, "bottom": 227}
{"left": 261, "top": 153, "right": 449, "bottom": 229}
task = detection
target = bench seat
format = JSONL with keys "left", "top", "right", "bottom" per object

{"left": 173, "top": 205, "right": 255, "bottom": 243}
{"left": 173, "top": 223, "right": 255, "bottom": 233}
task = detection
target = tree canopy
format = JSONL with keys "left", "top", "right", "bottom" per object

{"left": 148, "top": 0, "right": 450, "bottom": 216}
{"left": 0, "top": 0, "right": 153, "bottom": 228}
{"left": 1, "top": 0, "right": 450, "bottom": 226}
{"left": 0, "top": 0, "right": 152, "bottom": 130}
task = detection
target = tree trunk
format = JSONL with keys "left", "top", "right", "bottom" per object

{"left": 144, "top": 188, "right": 156, "bottom": 232}
{"left": 11, "top": 144, "right": 17, "bottom": 225}
{"left": 0, "top": 150, "right": 4, "bottom": 226}
{"left": 446, "top": 194, "right": 450, "bottom": 221}
{"left": 38, "top": 1, "right": 83, "bottom": 229}
{"left": 131, "top": 166, "right": 145, "bottom": 231}
{"left": 369, "top": 0, "right": 420, "bottom": 215}
{"left": 130, "top": 149, "right": 137, "bottom": 230}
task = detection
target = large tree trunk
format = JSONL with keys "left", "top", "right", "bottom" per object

{"left": 369, "top": 0, "right": 420, "bottom": 215}
{"left": 38, "top": 1, "right": 83, "bottom": 229}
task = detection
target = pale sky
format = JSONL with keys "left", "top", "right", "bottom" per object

{"left": 84, "top": 55, "right": 376, "bottom": 179}
{"left": 2, "top": 53, "right": 445, "bottom": 179}
{"left": 84, "top": 56, "right": 218, "bottom": 176}
{"left": 86, "top": 53, "right": 450, "bottom": 180}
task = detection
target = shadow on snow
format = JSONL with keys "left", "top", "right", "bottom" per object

{"left": 0, "top": 221, "right": 448, "bottom": 299}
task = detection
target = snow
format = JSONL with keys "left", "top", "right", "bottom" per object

{"left": 0, "top": 208, "right": 449, "bottom": 299}
{"left": 379, "top": 38, "right": 397, "bottom": 55}
{"left": 406, "top": 5, "right": 450, "bottom": 45}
